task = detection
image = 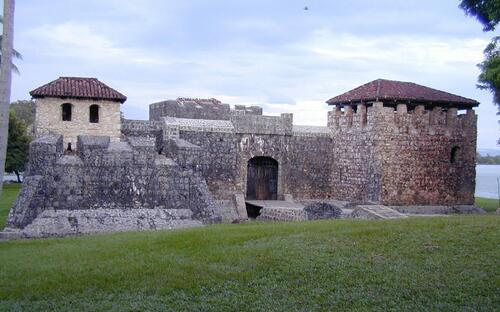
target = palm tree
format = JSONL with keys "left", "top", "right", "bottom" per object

{"left": 0, "top": 0, "right": 16, "bottom": 199}
{"left": 0, "top": 14, "right": 21, "bottom": 74}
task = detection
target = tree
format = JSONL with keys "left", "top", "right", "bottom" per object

{"left": 9, "top": 100, "right": 35, "bottom": 137}
{"left": 5, "top": 110, "right": 29, "bottom": 182}
{"left": 0, "top": 0, "right": 15, "bottom": 198}
{"left": 460, "top": 0, "right": 500, "bottom": 133}
{"left": 460, "top": 0, "right": 500, "bottom": 31}
{"left": 477, "top": 36, "right": 500, "bottom": 107}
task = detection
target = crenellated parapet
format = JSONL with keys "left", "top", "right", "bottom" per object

{"left": 26, "top": 134, "right": 64, "bottom": 176}
{"left": 327, "top": 102, "right": 477, "bottom": 136}
{"left": 150, "top": 98, "right": 231, "bottom": 121}
{"left": 231, "top": 105, "right": 263, "bottom": 116}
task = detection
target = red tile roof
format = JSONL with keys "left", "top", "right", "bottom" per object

{"left": 30, "top": 77, "right": 127, "bottom": 103}
{"left": 326, "top": 79, "right": 478, "bottom": 108}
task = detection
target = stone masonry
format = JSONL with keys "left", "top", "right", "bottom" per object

{"left": 34, "top": 97, "right": 121, "bottom": 148}
{"left": 2, "top": 77, "right": 480, "bottom": 237}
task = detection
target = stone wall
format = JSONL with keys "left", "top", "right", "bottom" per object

{"left": 11, "top": 96, "right": 478, "bottom": 237}
{"left": 149, "top": 98, "right": 265, "bottom": 121}
{"left": 34, "top": 97, "right": 121, "bottom": 149}
{"left": 328, "top": 104, "right": 381, "bottom": 202}
{"left": 150, "top": 98, "right": 231, "bottom": 121}
{"left": 375, "top": 104, "right": 477, "bottom": 205}
{"left": 163, "top": 102, "right": 476, "bottom": 206}
{"left": 7, "top": 134, "right": 221, "bottom": 232}
{"left": 121, "top": 119, "right": 163, "bottom": 152}
{"left": 163, "top": 114, "right": 337, "bottom": 201}
{"left": 327, "top": 102, "right": 477, "bottom": 205}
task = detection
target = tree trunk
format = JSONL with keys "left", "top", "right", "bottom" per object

{"left": 0, "top": 0, "right": 15, "bottom": 199}
{"left": 14, "top": 170, "right": 20, "bottom": 183}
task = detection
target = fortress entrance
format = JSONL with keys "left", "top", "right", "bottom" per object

{"left": 246, "top": 156, "right": 278, "bottom": 200}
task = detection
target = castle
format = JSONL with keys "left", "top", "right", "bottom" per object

{"left": 3, "top": 77, "right": 478, "bottom": 237}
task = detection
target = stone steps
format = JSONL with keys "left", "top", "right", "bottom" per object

{"left": 258, "top": 207, "right": 306, "bottom": 221}
{"left": 1, "top": 208, "right": 204, "bottom": 239}
{"left": 246, "top": 200, "right": 307, "bottom": 221}
{"left": 351, "top": 205, "right": 408, "bottom": 220}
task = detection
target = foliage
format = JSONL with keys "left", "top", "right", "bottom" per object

{"left": 477, "top": 36, "right": 500, "bottom": 107}
{"left": 460, "top": 1, "right": 500, "bottom": 116}
{"left": 5, "top": 110, "right": 30, "bottom": 182}
{"left": 476, "top": 151, "right": 500, "bottom": 163}
{"left": 0, "top": 183, "right": 20, "bottom": 229}
{"left": 460, "top": 0, "right": 500, "bottom": 31}
{"left": 9, "top": 100, "right": 35, "bottom": 136}
{"left": 0, "top": 213, "right": 498, "bottom": 311}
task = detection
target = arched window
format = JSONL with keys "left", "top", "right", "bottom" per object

{"left": 89, "top": 105, "right": 99, "bottom": 123}
{"left": 450, "top": 146, "right": 460, "bottom": 163}
{"left": 61, "top": 103, "right": 72, "bottom": 121}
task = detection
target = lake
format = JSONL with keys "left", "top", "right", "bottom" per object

{"left": 3, "top": 165, "right": 500, "bottom": 199}
{"left": 3, "top": 174, "right": 18, "bottom": 182}
{"left": 475, "top": 165, "right": 500, "bottom": 199}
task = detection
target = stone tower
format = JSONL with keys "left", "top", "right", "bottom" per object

{"left": 30, "top": 77, "right": 126, "bottom": 150}
{"left": 326, "top": 79, "right": 479, "bottom": 205}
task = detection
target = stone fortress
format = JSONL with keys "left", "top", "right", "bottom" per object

{"left": 2, "top": 77, "right": 480, "bottom": 237}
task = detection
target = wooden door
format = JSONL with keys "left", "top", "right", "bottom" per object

{"left": 246, "top": 157, "right": 278, "bottom": 200}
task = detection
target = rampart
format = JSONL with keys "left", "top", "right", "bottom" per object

{"left": 7, "top": 134, "right": 221, "bottom": 236}
{"left": 5, "top": 95, "right": 478, "bottom": 237}
{"left": 150, "top": 98, "right": 231, "bottom": 121}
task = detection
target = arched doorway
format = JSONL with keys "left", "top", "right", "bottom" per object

{"left": 246, "top": 156, "right": 278, "bottom": 200}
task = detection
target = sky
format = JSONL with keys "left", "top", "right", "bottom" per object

{"left": 7, "top": 0, "right": 500, "bottom": 149}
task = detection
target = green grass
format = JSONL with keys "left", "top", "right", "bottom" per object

{"left": 0, "top": 185, "right": 498, "bottom": 310}
{"left": 475, "top": 197, "right": 499, "bottom": 213}
{"left": 0, "top": 183, "right": 21, "bottom": 229}
{"left": 0, "top": 216, "right": 499, "bottom": 311}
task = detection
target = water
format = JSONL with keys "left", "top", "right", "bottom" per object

{"left": 2, "top": 174, "right": 17, "bottom": 182}
{"left": 3, "top": 166, "right": 500, "bottom": 199}
{"left": 475, "top": 165, "right": 500, "bottom": 199}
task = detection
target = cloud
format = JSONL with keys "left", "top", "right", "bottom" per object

{"left": 27, "top": 22, "right": 168, "bottom": 66}
{"left": 302, "top": 30, "right": 488, "bottom": 72}
{"left": 13, "top": 1, "right": 497, "bottom": 147}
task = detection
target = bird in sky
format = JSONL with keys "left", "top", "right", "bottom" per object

{"left": 304, "top": 6, "right": 309, "bottom": 11}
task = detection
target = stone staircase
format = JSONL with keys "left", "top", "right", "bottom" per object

{"left": 0, "top": 208, "right": 204, "bottom": 239}
{"left": 246, "top": 200, "right": 307, "bottom": 221}
{"left": 351, "top": 205, "right": 408, "bottom": 220}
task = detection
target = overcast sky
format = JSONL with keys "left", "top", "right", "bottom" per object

{"left": 8, "top": 0, "right": 500, "bottom": 149}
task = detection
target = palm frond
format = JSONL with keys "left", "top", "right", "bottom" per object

{"left": 0, "top": 36, "right": 23, "bottom": 60}
{"left": 11, "top": 62, "right": 19, "bottom": 74}
{"left": 0, "top": 59, "right": 20, "bottom": 74}
{"left": 12, "top": 48, "right": 22, "bottom": 60}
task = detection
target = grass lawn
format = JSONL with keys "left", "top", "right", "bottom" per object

{"left": 0, "top": 184, "right": 498, "bottom": 310}
{"left": 475, "top": 197, "right": 499, "bottom": 213}
{"left": 0, "top": 216, "right": 498, "bottom": 311}
{"left": 0, "top": 183, "right": 21, "bottom": 229}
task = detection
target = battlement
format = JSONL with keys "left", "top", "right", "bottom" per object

{"left": 27, "top": 134, "right": 64, "bottom": 176}
{"left": 292, "top": 125, "right": 332, "bottom": 138}
{"left": 149, "top": 98, "right": 231, "bottom": 121}
{"left": 122, "top": 119, "right": 163, "bottom": 134}
{"left": 231, "top": 113, "right": 293, "bottom": 135}
{"left": 327, "top": 102, "right": 476, "bottom": 135}
{"left": 231, "top": 105, "right": 263, "bottom": 116}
